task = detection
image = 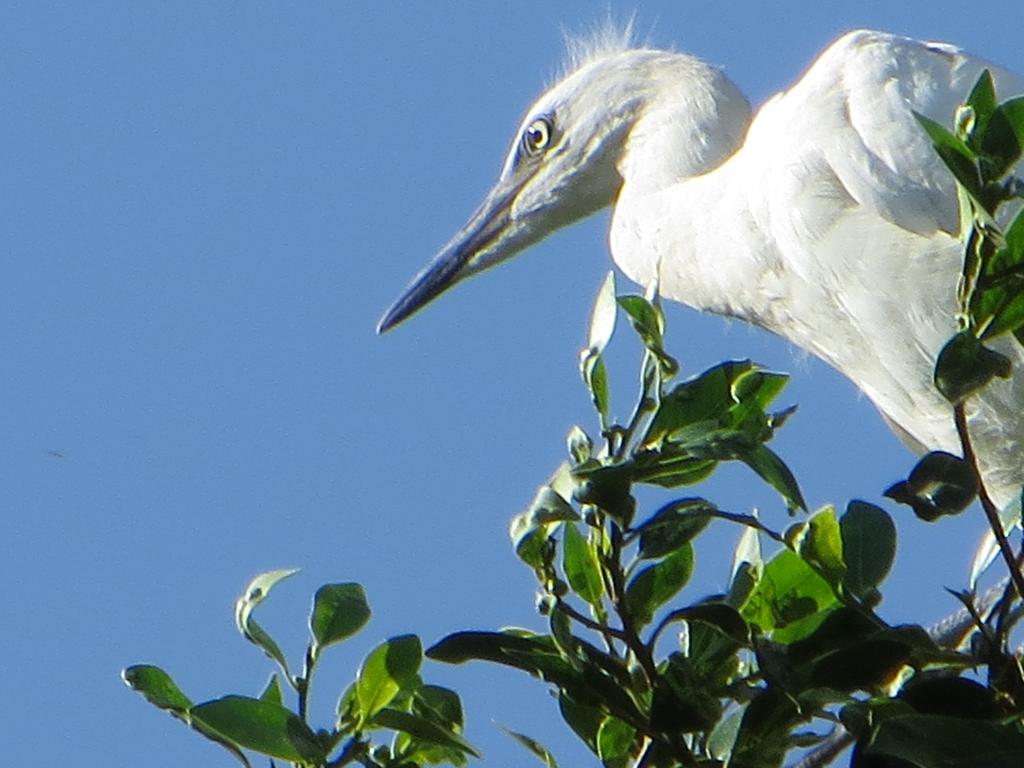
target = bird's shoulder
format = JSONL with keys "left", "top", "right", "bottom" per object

{"left": 738, "top": 30, "right": 1022, "bottom": 239}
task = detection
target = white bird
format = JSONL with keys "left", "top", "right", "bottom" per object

{"left": 378, "top": 29, "right": 1024, "bottom": 509}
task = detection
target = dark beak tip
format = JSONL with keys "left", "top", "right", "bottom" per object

{"left": 376, "top": 305, "right": 404, "bottom": 335}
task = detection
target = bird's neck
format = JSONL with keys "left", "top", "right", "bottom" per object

{"left": 610, "top": 154, "right": 786, "bottom": 330}
{"left": 607, "top": 68, "right": 790, "bottom": 326}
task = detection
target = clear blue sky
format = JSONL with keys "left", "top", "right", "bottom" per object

{"left": 2, "top": 3, "right": 1022, "bottom": 766}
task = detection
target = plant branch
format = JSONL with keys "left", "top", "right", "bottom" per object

{"left": 556, "top": 598, "right": 630, "bottom": 642}
{"left": 953, "top": 404, "right": 1024, "bottom": 601}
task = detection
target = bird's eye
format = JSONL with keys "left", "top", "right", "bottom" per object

{"left": 522, "top": 117, "right": 553, "bottom": 157}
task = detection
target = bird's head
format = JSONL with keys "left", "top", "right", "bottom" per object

{"left": 377, "top": 42, "right": 750, "bottom": 332}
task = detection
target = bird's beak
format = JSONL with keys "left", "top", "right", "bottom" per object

{"left": 377, "top": 173, "right": 530, "bottom": 333}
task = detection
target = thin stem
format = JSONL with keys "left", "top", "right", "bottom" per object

{"left": 297, "top": 644, "right": 316, "bottom": 721}
{"left": 325, "top": 736, "right": 368, "bottom": 768}
{"left": 605, "top": 523, "right": 699, "bottom": 768}
{"left": 953, "top": 404, "right": 1024, "bottom": 601}
{"left": 557, "top": 598, "right": 630, "bottom": 642}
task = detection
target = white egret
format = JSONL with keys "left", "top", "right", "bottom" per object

{"left": 378, "top": 29, "right": 1024, "bottom": 508}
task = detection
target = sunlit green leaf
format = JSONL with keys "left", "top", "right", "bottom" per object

{"left": 707, "top": 707, "right": 743, "bottom": 762}
{"left": 976, "top": 209, "right": 1024, "bottom": 338}
{"left": 644, "top": 361, "right": 753, "bottom": 445}
{"left": 964, "top": 70, "right": 996, "bottom": 152}
{"left": 503, "top": 727, "right": 559, "bottom": 768}
{"left": 372, "top": 707, "right": 480, "bottom": 758}
{"left": 740, "top": 550, "right": 838, "bottom": 641}
{"left": 727, "top": 526, "right": 763, "bottom": 607}
{"left": 581, "top": 352, "right": 611, "bottom": 422}
{"left": 743, "top": 445, "right": 806, "bottom": 511}
{"left": 566, "top": 425, "right": 593, "bottom": 465}
{"left": 617, "top": 294, "right": 663, "bottom": 345}
{"left": 121, "top": 665, "right": 192, "bottom": 714}
{"left": 258, "top": 675, "right": 283, "bottom": 706}
{"left": 558, "top": 694, "right": 602, "bottom": 755}
{"left": 981, "top": 96, "right": 1024, "bottom": 179}
{"left": 310, "top": 583, "right": 371, "bottom": 654}
{"left": 628, "top": 454, "right": 717, "bottom": 488}
{"left": 596, "top": 715, "right": 635, "bottom": 764}
{"left": 915, "top": 112, "right": 983, "bottom": 198}
{"left": 794, "top": 506, "right": 845, "bottom": 584}
{"left": 562, "top": 523, "right": 604, "bottom": 606}
{"left": 190, "top": 696, "right": 324, "bottom": 764}
{"left": 234, "top": 569, "right": 299, "bottom": 679}
{"left": 511, "top": 482, "right": 578, "bottom": 572}
{"left": 587, "top": 271, "right": 617, "bottom": 354}
{"left": 355, "top": 635, "right": 422, "bottom": 724}
{"left": 636, "top": 498, "right": 714, "bottom": 559}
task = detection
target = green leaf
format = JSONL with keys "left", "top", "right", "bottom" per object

{"left": 651, "top": 655, "right": 724, "bottom": 733}
{"left": 580, "top": 272, "right": 617, "bottom": 424}
{"left": 934, "top": 331, "right": 1011, "bottom": 404}
{"left": 258, "top": 675, "right": 283, "bottom": 705}
{"left": 635, "top": 498, "right": 714, "bottom": 559}
{"left": 743, "top": 445, "right": 806, "bottom": 512}
{"left": 573, "top": 464, "right": 635, "bottom": 526}
{"left": 596, "top": 715, "right": 636, "bottom": 764}
{"left": 617, "top": 295, "right": 663, "bottom": 347}
{"left": 355, "top": 635, "right": 423, "bottom": 724}
{"left": 728, "top": 688, "right": 802, "bottom": 768}
{"left": 672, "top": 603, "right": 751, "bottom": 648}
{"left": 121, "top": 665, "right": 193, "bottom": 714}
{"left": 562, "top": 523, "right": 604, "bottom": 606}
{"left": 428, "top": 631, "right": 643, "bottom": 722}
{"left": 862, "top": 714, "right": 1024, "bottom": 767}
{"left": 628, "top": 454, "right": 717, "bottom": 488}
{"left": 644, "top": 360, "right": 753, "bottom": 445}
{"left": 558, "top": 694, "right": 603, "bottom": 755}
{"left": 587, "top": 271, "right": 617, "bottom": 354}
{"left": 841, "top": 501, "right": 896, "bottom": 599}
{"left": 566, "top": 425, "right": 593, "bottom": 465}
{"left": 981, "top": 96, "right": 1024, "bottom": 179}
{"left": 900, "top": 676, "right": 1002, "bottom": 719}
{"left": 190, "top": 696, "right": 324, "bottom": 764}
{"left": 915, "top": 112, "right": 983, "bottom": 198}
{"left": 963, "top": 70, "right": 996, "bottom": 154}
{"left": 707, "top": 707, "right": 743, "bottom": 762}
{"left": 234, "top": 569, "right": 300, "bottom": 679}
{"left": 617, "top": 294, "right": 678, "bottom": 376}
{"left": 727, "top": 526, "right": 763, "bottom": 607}
{"left": 793, "top": 506, "right": 845, "bottom": 584}
{"left": 504, "top": 728, "right": 559, "bottom": 768}
{"left": 310, "top": 583, "right": 371, "bottom": 653}
{"left": 371, "top": 707, "right": 480, "bottom": 758}
{"left": 581, "top": 352, "right": 611, "bottom": 423}
{"left": 625, "top": 545, "right": 694, "bottom": 627}
{"left": 740, "top": 550, "right": 838, "bottom": 641}
{"left": 428, "top": 630, "right": 556, "bottom": 667}
{"left": 885, "top": 451, "right": 978, "bottom": 521}
{"left": 511, "top": 481, "right": 578, "bottom": 572}
{"left": 976, "top": 208, "right": 1024, "bottom": 339}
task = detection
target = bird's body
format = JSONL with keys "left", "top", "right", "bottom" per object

{"left": 380, "top": 30, "right": 1024, "bottom": 507}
